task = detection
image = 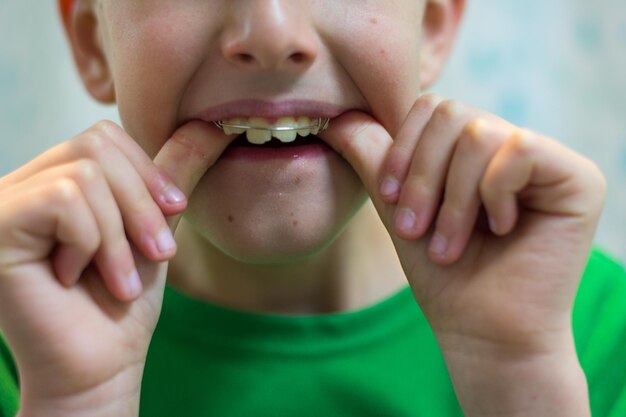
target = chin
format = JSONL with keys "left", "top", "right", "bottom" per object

{"left": 183, "top": 180, "right": 368, "bottom": 265}
{"left": 179, "top": 147, "right": 368, "bottom": 264}
{"left": 185, "top": 200, "right": 364, "bottom": 265}
{"left": 206, "top": 228, "right": 343, "bottom": 265}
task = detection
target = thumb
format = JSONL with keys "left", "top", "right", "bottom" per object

{"left": 319, "top": 111, "right": 393, "bottom": 210}
{"left": 153, "top": 120, "right": 232, "bottom": 231}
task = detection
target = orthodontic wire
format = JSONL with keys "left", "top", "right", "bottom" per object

{"left": 214, "top": 118, "right": 330, "bottom": 133}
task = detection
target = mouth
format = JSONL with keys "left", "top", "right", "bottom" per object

{"left": 214, "top": 116, "right": 331, "bottom": 148}
{"left": 193, "top": 100, "right": 345, "bottom": 157}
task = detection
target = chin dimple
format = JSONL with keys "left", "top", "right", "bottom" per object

{"left": 216, "top": 116, "right": 329, "bottom": 145}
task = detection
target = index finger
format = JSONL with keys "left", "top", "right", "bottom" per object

{"left": 318, "top": 111, "right": 393, "bottom": 213}
{"left": 153, "top": 120, "right": 233, "bottom": 231}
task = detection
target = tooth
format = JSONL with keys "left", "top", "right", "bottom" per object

{"left": 245, "top": 118, "right": 271, "bottom": 144}
{"left": 227, "top": 117, "right": 247, "bottom": 135}
{"left": 272, "top": 117, "right": 298, "bottom": 142}
{"left": 273, "top": 130, "right": 297, "bottom": 142}
{"left": 222, "top": 116, "right": 327, "bottom": 143}
{"left": 311, "top": 120, "right": 320, "bottom": 135}
{"left": 249, "top": 117, "right": 270, "bottom": 129}
{"left": 222, "top": 125, "right": 234, "bottom": 135}
{"left": 246, "top": 128, "right": 271, "bottom": 144}
{"left": 296, "top": 116, "right": 312, "bottom": 137}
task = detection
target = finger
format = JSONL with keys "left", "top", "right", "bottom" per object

{"left": 379, "top": 93, "right": 445, "bottom": 202}
{"left": 0, "top": 178, "right": 100, "bottom": 287}
{"left": 428, "top": 119, "right": 510, "bottom": 264}
{"left": 480, "top": 130, "right": 605, "bottom": 236}
{"left": 0, "top": 121, "right": 186, "bottom": 215}
{"left": 8, "top": 161, "right": 141, "bottom": 301}
{"left": 66, "top": 133, "right": 177, "bottom": 263}
{"left": 392, "top": 100, "right": 472, "bottom": 240}
{"left": 393, "top": 101, "right": 504, "bottom": 240}
{"left": 0, "top": 124, "right": 178, "bottom": 262}
{"left": 317, "top": 111, "right": 394, "bottom": 219}
{"left": 90, "top": 121, "right": 188, "bottom": 213}
{"left": 153, "top": 120, "right": 234, "bottom": 231}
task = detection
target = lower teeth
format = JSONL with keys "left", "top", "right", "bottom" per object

{"left": 233, "top": 134, "right": 319, "bottom": 147}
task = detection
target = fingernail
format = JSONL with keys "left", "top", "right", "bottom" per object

{"left": 162, "top": 183, "right": 186, "bottom": 205}
{"left": 429, "top": 232, "right": 449, "bottom": 256}
{"left": 395, "top": 208, "right": 417, "bottom": 233}
{"left": 380, "top": 176, "right": 400, "bottom": 198}
{"left": 127, "top": 269, "right": 143, "bottom": 298}
{"left": 156, "top": 228, "right": 177, "bottom": 254}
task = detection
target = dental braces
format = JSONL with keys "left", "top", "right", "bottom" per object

{"left": 214, "top": 118, "right": 330, "bottom": 133}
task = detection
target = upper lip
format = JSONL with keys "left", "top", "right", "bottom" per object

{"left": 192, "top": 100, "right": 347, "bottom": 123}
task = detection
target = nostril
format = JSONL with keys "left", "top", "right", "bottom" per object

{"left": 222, "top": 40, "right": 316, "bottom": 69}
{"left": 289, "top": 52, "right": 306, "bottom": 64}
{"left": 236, "top": 53, "right": 255, "bottom": 64}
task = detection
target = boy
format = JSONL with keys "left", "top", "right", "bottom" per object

{"left": 0, "top": 0, "right": 625, "bottom": 416}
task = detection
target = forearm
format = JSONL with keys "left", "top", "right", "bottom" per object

{"left": 440, "top": 340, "right": 590, "bottom": 417}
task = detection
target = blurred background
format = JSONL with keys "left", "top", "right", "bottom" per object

{"left": 0, "top": 0, "right": 624, "bottom": 260}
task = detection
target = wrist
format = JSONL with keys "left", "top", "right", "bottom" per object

{"left": 17, "top": 363, "right": 144, "bottom": 417}
{"left": 439, "top": 338, "right": 590, "bottom": 417}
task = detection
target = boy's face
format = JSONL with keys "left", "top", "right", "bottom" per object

{"left": 69, "top": 0, "right": 461, "bottom": 262}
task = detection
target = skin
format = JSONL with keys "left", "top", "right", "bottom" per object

{"left": 91, "top": 0, "right": 428, "bottom": 312}
{"left": 0, "top": 0, "right": 605, "bottom": 416}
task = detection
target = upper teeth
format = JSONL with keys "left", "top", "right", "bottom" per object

{"left": 215, "top": 116, "right": 330, "bottom": 145}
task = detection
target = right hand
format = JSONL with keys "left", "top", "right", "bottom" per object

{"left": 0, "top": 120, "right": 231, "bottom": 417}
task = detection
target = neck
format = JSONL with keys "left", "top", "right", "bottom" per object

{"left": 167, "top": 201, "right": 407, "bottom": 314}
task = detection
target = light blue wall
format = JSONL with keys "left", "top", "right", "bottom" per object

{"left": 0, "top": 0, "right": 119, "bottom": 172}
{"left": 1, "top": 1, "right": 624, "bottom": 259}
{"left": 435, "top": 0, "right": 626, "bottom": 259}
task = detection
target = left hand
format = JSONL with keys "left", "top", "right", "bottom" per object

{"left": 320, "top": 94, "right": 604, "bottom": 416}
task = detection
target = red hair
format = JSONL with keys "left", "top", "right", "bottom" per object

{"left": 58, "top": 0, "right": 73, "bottom": 32}
{"left": 59, "top": 0, "right": 73, "bottom": 15}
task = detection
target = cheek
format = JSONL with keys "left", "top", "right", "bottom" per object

{"left": 364, "top": 33, "right": 422, "bottom": 132}
{"left": 107, "top": 9, "right": 214, "bottom": 156}
{"left": 332, "top": 16, "right": 422, "bottom": 134}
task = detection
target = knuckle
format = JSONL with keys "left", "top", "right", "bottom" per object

{"left": 52, "top": 178, "right": 82, "bottom": 206}
{"left": 71, "top": 159, "right": 101, "bottom": 185}
{"left": 108, "top": 236, "right": 132, "bottom": 259}
{"left": 345, "top": 114, "right": 383, "bottom": 140}
{"left": 171, "top": 129, "right": 210, "bottom": 162}
{"left": 128, "top": 197, "right": 163, "bottom": 227}
{"left": 343, "top": 120, "right": 388, "bottom": 156}
{"left": 413, "top": 93, "right": 445, "bottom": 113}
{"left": 402, "top": 175, "right": 429, "bottom": 201}
{"left": 363, "top": 123, "right": 390, "bottom": 148}
{"left": 507, "top": 129, "right": 538, "bottom": 156}
{"left": 439, "top": 202, "right": 466, "bottom": 228}
{"left": 433, "top": 99, "right": 466, "bottom": 121}
{"left": 385, "top": 148, "right": 411, "bottom": 178}
{"left": 92, "top": 119, "right": 121, "bottom": 135}
{"left": 445, "top": 183, "right": 478, "bottom": 213}
{"left": 460, "top": 118, "right": 490, "bottom": 149}
{"left": 78, "top": 129, "right": 113, "bottom": 158}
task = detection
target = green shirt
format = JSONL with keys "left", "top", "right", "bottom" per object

{"left": 1, "top": 248, "right": 625, "bottom": 416}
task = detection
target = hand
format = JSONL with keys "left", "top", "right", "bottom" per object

{"left": 0, "top": 120, "right": 232, "bottom": 417}
{"left": 320, "top": 94, "right": 604, "bottom": 416}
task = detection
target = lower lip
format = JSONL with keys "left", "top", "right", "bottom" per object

{"left": 220, "top": 139, "right": 333, "bottom": 161}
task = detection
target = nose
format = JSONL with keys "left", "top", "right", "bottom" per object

{"left": 220, "top": 0, "right": 318, "bottom": 72}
